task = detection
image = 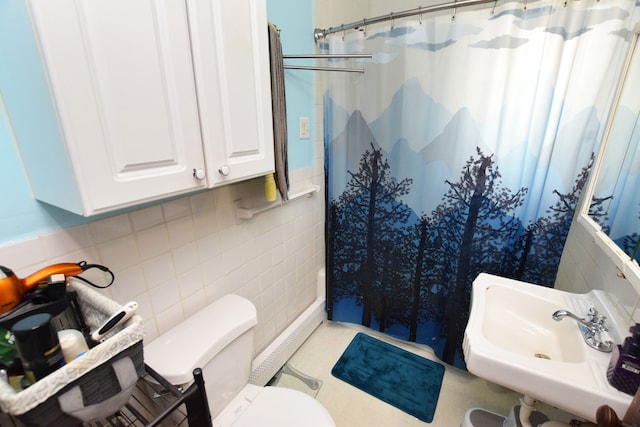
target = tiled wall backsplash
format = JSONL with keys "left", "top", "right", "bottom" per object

{"left": 0, "top": 167, "right": 325, "bottom": 355}
{"left": 557, "top": 217, "right": 640, "bottom": 329}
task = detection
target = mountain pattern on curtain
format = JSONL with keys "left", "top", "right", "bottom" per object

{"left": 323, "top": 0, "right": 640, "bottom": 368}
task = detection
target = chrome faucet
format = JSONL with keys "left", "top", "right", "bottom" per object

{"left": 552, "top": 307, "right": 614, "bottom": 352}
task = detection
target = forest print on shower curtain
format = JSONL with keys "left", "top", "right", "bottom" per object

{"left": 323, "top": 0, "right": 640, "bottom": 368}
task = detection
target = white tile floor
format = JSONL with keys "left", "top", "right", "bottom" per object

{"left": 282, "top": 321, "right": 575, "bottom": 427}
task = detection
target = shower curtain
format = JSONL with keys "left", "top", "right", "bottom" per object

{"left": 323, "top": 0, "right": 640, "bottom": 368}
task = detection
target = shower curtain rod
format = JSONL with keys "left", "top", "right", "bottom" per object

{"left": 314, "top": 0, "right": 498, "bottom": 41}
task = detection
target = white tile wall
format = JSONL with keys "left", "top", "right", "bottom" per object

{"left": 0, "top": 167, "right": 325, "bottom": 356}
{"left": 557, "top": 218, "right": 640, "bottom": 328}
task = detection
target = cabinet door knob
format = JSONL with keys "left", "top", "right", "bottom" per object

{"left": 218, "top": 165, "right": 230, "bottom": 176}
{"left": 193, "top": 168, "right": 206, "bottom": 180}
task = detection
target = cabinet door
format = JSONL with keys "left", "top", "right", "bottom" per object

{"left": 187, "top": 0, "right": 275, "bottom": 187}
{"left": 28, "top": 0, "right": 206, "bottom": 215}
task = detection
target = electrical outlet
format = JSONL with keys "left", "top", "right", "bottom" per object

{"left": 299, "top": 117, "right": 311, "bottom": 139}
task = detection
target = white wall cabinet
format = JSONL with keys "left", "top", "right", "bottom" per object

{"left": 188, "top": 0, "right": 275, "bottom": 188}
{"left": 15, "top": 0, "right": 274, "bottom": 216}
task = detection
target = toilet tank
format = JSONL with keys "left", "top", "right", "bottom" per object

{"left": 144, "top": 294, "right": 258, "bottom": 418}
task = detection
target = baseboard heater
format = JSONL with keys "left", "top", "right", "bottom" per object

{"left": 249, "top": 297, "right": 326, "bottom": 386}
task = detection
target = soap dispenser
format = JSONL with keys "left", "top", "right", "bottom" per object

{"left": 607, "top": 323, "right": 640, "bottom": 395}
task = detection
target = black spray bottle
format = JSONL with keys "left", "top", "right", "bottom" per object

{"left": 608, "top": 323, "right": 640, "bottom": 395}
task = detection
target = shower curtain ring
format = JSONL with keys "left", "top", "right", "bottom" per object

{"left": 389, "top": 12, "right": 395, "bottom": 30}
{"left": 491, "top": 0, "right": 498, "bottom": 16}
{"left": 451, "top": 0, "right": 457, "bottom": 21}
{"left": 418, "top": 6, "right": 423, "bottom": 25}
{"left": 363, "top": 18, "right": 367, "bottom": 36}
{"left": 341, "top": 25, "right": 345, "bottom": 41}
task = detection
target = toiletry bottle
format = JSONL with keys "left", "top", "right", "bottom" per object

{"left": 12, "top": 313, "right": 65, "bottom": 385}
{"left": 607, "top": 323, "right": 640, "bottom": 395}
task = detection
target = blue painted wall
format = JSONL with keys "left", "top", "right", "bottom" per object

{"left": 0, "top": 1, "right": 91, "bottom": 245}
{"left": 268, "top": 0, "right": 316, "bottom": 169}
{"left": 0, "top": 0, "right": 315, "bottom": 246}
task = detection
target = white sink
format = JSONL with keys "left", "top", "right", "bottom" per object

{"left": 463, "top": 273, "right": 633, "bottom": 422}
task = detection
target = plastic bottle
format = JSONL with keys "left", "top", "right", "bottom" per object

{"left": 265, "top": 173, "right": 277, "bottom": 202}
{"left": 12, "top": 313, "right": 65, "bottom": 385}
{"left": 607, "top": 323, "right": 640, "bottom": 395}
{"left": 57, "top": 329, "right": 89, "bottom": 363}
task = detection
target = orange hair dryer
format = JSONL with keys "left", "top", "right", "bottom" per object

{"left": 0, "top": 263, "right": 84, "bottom": 314}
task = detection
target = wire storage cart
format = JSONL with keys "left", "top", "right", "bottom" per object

{"left": 0, "top": 278, "right": 213, "bottom": 427}
{"left": 0, "top": 365, "right": 211, "bottom": 427}
{"left": 84, "top": 365, "right": 211, "bottom": 427}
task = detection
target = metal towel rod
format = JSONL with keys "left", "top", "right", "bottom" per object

{"left": 283, "top": 54, "right": 373, "bottom": 59}
{"left": 283, "top": 65, "right": 364, "bottom": 73}
{"left": 282, "top": 53, "right": 372, "bottom": 73}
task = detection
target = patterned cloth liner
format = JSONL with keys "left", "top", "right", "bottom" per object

{"left": 0, "top": 278, "right": 144, "bottom": 415}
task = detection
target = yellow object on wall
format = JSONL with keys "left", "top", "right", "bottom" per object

{"left": 265, "top": 173, "right": 277, "bottom": 202}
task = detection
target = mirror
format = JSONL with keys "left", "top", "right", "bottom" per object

{"left": 589, "top": 30, "right": 640, "bottom": 263}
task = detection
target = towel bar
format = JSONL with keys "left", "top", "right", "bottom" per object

{"left": 234, "top": 185, "right": 319, "bottom": 223}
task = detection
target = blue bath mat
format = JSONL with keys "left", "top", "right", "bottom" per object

{"left": 331, "top": 333, "right": 444, "bottom": 423}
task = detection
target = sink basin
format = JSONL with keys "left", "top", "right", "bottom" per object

{"left": 482, "top": 283, "right": 586, "bottom": 363}
{"left": 463, "top": 273, "right": 632, "bottom": 422}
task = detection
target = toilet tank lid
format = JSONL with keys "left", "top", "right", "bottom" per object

{"left": 144, "top": 294, "right": 257, "bottom": 385}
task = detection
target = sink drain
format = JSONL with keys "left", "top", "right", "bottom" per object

{"left": 534, "top": 353, "right": 550, "bottom": 360}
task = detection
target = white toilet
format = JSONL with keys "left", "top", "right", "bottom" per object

{"left": 144, "top": 294, "right": 336, "bottom": 427}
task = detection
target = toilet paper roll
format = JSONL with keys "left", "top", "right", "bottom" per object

{"left": 58, "top": 329, "right": 89, "bottom": 363}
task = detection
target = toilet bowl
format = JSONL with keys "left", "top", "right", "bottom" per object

{"left": 213, "top": 384, "right": 334, "bottom": 427}
{"left": 144, "top": 294, "right": 335, "bottom": 427}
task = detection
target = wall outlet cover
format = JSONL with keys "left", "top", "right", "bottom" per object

{"left": 299, "top": 117, "right": 311, "bottom": 139}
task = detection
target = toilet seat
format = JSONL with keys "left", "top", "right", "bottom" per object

{"left": 212, "top": 385, "right": 335, "bottom": 427}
